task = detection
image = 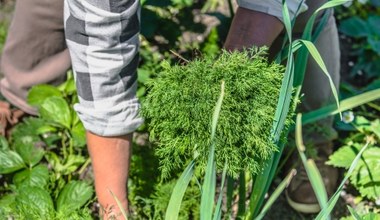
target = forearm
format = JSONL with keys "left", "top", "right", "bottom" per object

{"left": 224, "top": 7, "right": 284, "bottom": 50}
{"left": 86, "top": 132, "right": 132, "bottom": 215}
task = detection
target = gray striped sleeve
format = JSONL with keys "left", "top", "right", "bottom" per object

{"left": 64, "top": 0, "right": 143, "bottom": 136}
{"left": 237, "top": 0, "right": 308, "bottom": 22}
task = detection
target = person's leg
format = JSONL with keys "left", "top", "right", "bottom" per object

{"left": 0, "top": 0, "right": 70, "bottom": 115}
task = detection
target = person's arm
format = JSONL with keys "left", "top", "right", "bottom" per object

{"left": 64, "top": 0, "right": 143, "bottom": 218}
{"left": 86, "top": 132, "right": 132, "bottom": 217}
{"left": 224, "top": 0, "right": 307, "bottom": 50}
{"left": 224, "top": 7, "right": 283, "bottom": 50}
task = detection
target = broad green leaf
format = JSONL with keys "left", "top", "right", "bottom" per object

{"left": 165, "top": 160, "right": 195, "bottom": 220}
{"left": 39, "top": 96, "right": 72, "bottom": 129}
{"left": 0, "top": 136, "right": 9, "bottom": 150}
{"left": 369, "top": 119, "right": 380, "bottom": 139}
{"left": 57, "top": 181, "right": 94, "bottom": 212}
{"left": 16, "top": 186, "right": 54, "bottom": 217}
{"left": 62, "top": 154, "right": 86, "bottom": 175}
{"left": 352, "top": 116, "right": 372, "bottom": 133}
{"left": 138, "top": 68, "right": 151, "bottom": 84}
{"left": 329, "top": 143, "right": 380, "bottom": 200}
{"left": 368, "top": 37, "right": 380, "bottom": 54}
{"left": 36, "top": 125, "right": 58, "bottom": 134}
{"left": 368, "top": 15, "right": 380, "bottom": 36}
{"left": 362, "top": 213, "right": 380, "bottom": 219}
{"left": 0, "top": 194, "right": 16, "bottom": 212}
{"left": 327, "top": 143, "right": 361, "bottom": 168}
{"left": 71, "top": 122, "right": 86, "bottom": 147}
{"left": 14, "top": 135, "right": 45, "bottom": 167}
{"left": 13, "top": 164, "right": 49, "bottom": 188}
{"left": 350, "top": 148, "right": 380, "bottom": 199}
{"left": 11, "top": 117, "right": 46, "bottom": 138}
{"left": 46, "top": 153, "right": 85, "bottom": 175}
{"left": 58, "top": 72, "right": 76, "bottom": 95}
{"left": 27, "top": 84, "right": 62, "bottom": 107}
{"left": 254, "top": 169, "right": 296, "bottom": 220}
{"left": 0, "top": 149, "right": 25, "bottom": 174}
{"left": 339, "top": 17, "right": 369, "bottom": 37}
{"left": 71, "top": 109, "right": 81, "bottom": 128}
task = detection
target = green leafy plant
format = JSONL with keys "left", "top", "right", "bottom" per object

{"left": 328, "top": 116, "right": 380, "bottom": 200}
{"left": 341, "top": 205, "right": 380, "bottom": 220}
{"left": 142, "top": 48, "right": 286, "bottom": 178}
{"left": 295, "top": 114, "right": 371, "bottom": 220}
{"left": 0, "top": 73, "right": 94, "bottom": 219}
{"left": 339, "top": 14, "right": 380, "bottom": 80}
{"left": 138, "top": 180, "right": 200, "bottom": 220}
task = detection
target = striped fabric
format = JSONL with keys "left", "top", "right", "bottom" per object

{"left": 237, "top": 0, "right": 308, "bottom": 21}
{"left": 64, "top": 0, "right": 143, "bottom": 136}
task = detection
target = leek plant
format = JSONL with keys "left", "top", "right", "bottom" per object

{"left": 141, "top": 0, "right": 380, "bottom": 219}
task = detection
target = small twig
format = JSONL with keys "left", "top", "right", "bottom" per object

{"left": 169, "top": 50, "right": 189, "bottom": 63}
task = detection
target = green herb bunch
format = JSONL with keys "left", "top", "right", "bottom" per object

{"left": 141, "top": 48, "right": 285, "bottom": 178}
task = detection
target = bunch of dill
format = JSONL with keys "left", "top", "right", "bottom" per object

{"left": 141, "top": 48, "right": 285, "bottom": 178}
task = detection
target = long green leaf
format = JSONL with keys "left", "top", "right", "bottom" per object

{"left": 299, "top": 40, "right": 341, "bottom": 118}
{"left": 213, "top": 164, "right": 227, "bottom": 220}
{"left": 201, "top": 147, "right": 216, "bottom": 220}
{"left": 211, "top": 81, "right": 225, "bottom": 139}
{"left": 282, "top": 0, "right": 292, "bottom": 43}
{"left": 296, "top": 114, "right": 329, "bottom": 217}
{"left": 254, "top": 169, "right": 296, "bottom": 220}
{"left": 247, "top": 1, "right": 296, "bottom": 218}
{"left": 246, "top": 157, "right": 274, "bottom": 219}
{"left": 294, "top": 0, "right": 349, "bottom": 95}
{"left": 347, "top": 206, "right": 361, "bottom": 220}
{"left": 201, "top": 81, "right": 225, "bottom": 220}
{"left": 165, "top": 160, "right": 195, "bottom": 220}
{"left": 315, "top": 0, "right": 351, "bottom": 13}
{"left": 302, "top": 88, "right": 380, "bottom": 125}
{"left": 226, "top": 176, "right": 234, "bottom": 218}
{"left": 270, "top": 0, "right": 295, "bottom": 143}
{"left": 315, "top": 141, "right": 370, "bottom": 220}
{"left": 109, "top": 189, "right": 129, "bottom": 220}
{"left": 238, "top": 171, "right": 246, "bottom": 218}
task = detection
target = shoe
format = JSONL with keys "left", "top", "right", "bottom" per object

{"left": 0, "top": 100, "right": 27, "bottom": 136}
{"left": 286, "top": 142, "right": 338, "bottom": 214}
